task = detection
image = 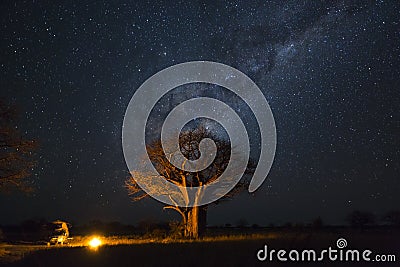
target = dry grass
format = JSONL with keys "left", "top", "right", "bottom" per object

{"left": 2, "top": 229, "right": 399, "bottom": 266}
{"left": 66, "top": 232, "right": 278, "bottom": 246}
{"left": 0, "top": 233, "right": 277, "bottom": 262}
{"left": 0, "top": 243, "right": 51, "bottom": 263}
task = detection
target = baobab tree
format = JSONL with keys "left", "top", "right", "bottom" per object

{"left": 126, "top": 124, "right": 255, "bottom": 238}
{"left": 0, "top": 99, "right": 37, "bottom": 193}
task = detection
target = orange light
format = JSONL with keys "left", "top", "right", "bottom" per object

{"left": 89, "top": 237, "right": 102, "bottom": 249}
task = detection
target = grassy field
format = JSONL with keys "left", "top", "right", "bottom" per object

{"left": 1, "top": 228, "right": 399, "bottom": 266}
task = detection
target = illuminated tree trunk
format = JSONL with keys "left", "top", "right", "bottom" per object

{"left": 183, "top": 187, "right": 207, "bottom": 238}
{"left": 185, "top": 206, "right": 199, "bottom": 238}
{"left": 183, "top": 206, "right": 207, "bottom": 239}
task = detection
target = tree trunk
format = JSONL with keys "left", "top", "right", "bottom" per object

{"left": 198, "top": 205, "right": 207, "bottom": 236}
{"left": 184, "top": 206, "right": 207, "bottom": 239}
{"left": 185, "top": 206, "right": 199, "bottom": 238}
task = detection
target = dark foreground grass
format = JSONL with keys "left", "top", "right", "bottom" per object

{"left": 2, "top": 228, "right": 399, "bottom": 267}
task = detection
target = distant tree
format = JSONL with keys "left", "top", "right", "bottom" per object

{"left": 283, "top": 222, "right": 293, "bottom": 228}
{"left": 126, "top": 125, "right": 255, "bottom": 238}
{"left": 0, "top": 99, "right": 37, "bottom": 193}
{"left": 346, "top": 210, "right": 376, "bottom": 227}
{"left": 312, "top": 216, "right": 323, "bottom": 228}
{"left": 137, "top": 219, "right": 159, "bottom": 233}
{"left": 382, "top": 211, "right": 400, "bottom": 226}
{"left": 236, "top": 218, "right": 249, "bottom": 228}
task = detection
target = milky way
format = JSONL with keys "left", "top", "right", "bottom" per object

{"left": 0, "top": 1, "right": 399, "bottom": 225}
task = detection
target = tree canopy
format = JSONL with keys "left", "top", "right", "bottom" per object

{"left": 0, "top": 99, "right": 37, "bottom": 193}
{"left": 126, "top": 124, "right": 255, "bottom": 238}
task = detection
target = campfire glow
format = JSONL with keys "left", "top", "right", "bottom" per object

{"left": 88, "top": 237, "right": 102, "bottom": 249}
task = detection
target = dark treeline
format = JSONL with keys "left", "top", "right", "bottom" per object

{"left": 1, "top": 209, "right": 399, "bottom": 243}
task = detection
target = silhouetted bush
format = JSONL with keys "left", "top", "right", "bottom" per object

{"left": 169, "top": 221, "right": 184, "bottom": 239}
{"left": 382, "top": 211, "right": 400, "bottom": 226}
{"left": 346, "top": 211, "right": 376, "bottom": 227}
{"left": 236, "top": 219, "right": 248, "bottom": 228}
{"left": 312, "top": 217, "right": 323, "bottom": 228}
{"left": 251, "top": 224, "right": 259, "bottom": 229}
{"left": 283, "top": 222, "right": 292, "bottom": 228}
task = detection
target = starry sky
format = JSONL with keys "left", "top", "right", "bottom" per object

{"left": 0, "top": 0, "right": 399, "bottom": 226}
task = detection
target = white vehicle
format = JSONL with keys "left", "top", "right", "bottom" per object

{"left": 48, "top": 220, "right": 71, "bottom": 245}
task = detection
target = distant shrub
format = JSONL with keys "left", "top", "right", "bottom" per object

{"left": 346, "top": 211, "right": 376, "bottom": 227}
{"left": 312, "top": 217, "right": 323, "bottom": 228}
{"left": 151, "top": 229, "right": 167, "bottom": 239}
{"left": 251, "top": 224, "right": 259, "bottom": 229}
{"left": 169, "top": 221, "right": 184, "bottom": 239}
{"left": 283, "top": 222, "right": 293, "bottom": 228}
{"left": 382, "top": 211, "right": 400, "bottom": 226}
{"left": 142, "top": 228, "right": 167, "bottom": 240}
{"left": 236, "top": 219, "right": 248, "bottom": 228}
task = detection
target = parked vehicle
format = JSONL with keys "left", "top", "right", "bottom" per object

{"left": 48, "top": 220, "right": 71, "bottom": 245}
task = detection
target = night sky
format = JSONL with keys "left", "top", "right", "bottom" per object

{"left": 0, "top": 0, "right": 399, "bottom": 226}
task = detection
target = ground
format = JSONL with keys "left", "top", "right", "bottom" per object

{"left": 1, "top": 228, "right": 399, "bottom": 266}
